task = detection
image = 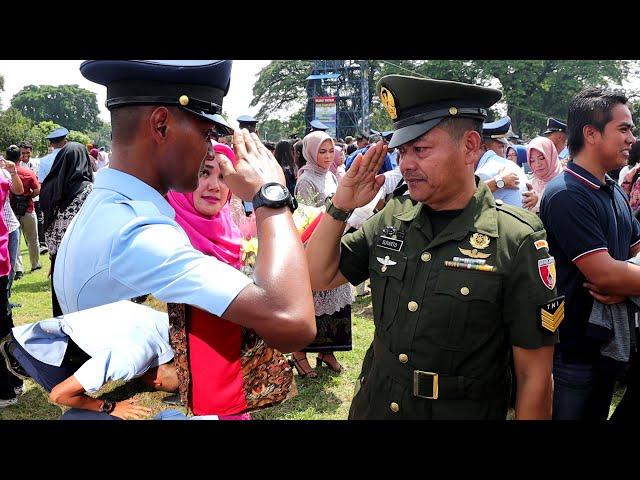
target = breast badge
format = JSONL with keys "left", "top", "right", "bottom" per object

{"left": 458, "top": 233, "right": 491, "bottom": 259}
{"left": 377, "top": 255, "right": 397, "bottom": 272}
{"left": 538, "top": 257, "right": 556, "bottom": 290}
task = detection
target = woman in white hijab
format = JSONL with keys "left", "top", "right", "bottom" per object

{"left": 290, "top": 131, "right": 354, "bottom": 378}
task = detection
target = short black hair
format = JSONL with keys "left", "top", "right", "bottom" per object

{"left": 5, "top": 145, "right": 20, "bottom": 161}
{"left": 17, "top": 141, "right": 33, "bottom": 150}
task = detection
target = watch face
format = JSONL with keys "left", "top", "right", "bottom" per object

{"left": 263, "top": 184, "right": 288, "bottom": 202}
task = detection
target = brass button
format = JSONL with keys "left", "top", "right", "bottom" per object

{"left": 398, "top": 353, "right": 408, "bottom": 363}
{"left": 460, "top": 286, "right": 470, "bottom": 296}
{"left": 421, "top": 252, "right": 432, "bottom": 262}
{"left": 407, "top": 301, "right": 418, "bottom": 312}
{"left": 390, "top": 402, "right": 400, "bottom": 412}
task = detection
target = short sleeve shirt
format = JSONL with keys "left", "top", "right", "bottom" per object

{"left": 540, "top": 162, "right": 640, "bottom": 362}
{"left": 54, "top": 168, "right": 252, "bottom": 315}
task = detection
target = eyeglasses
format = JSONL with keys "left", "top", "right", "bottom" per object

{"left": 506, "top": 152, "right": 518, "bottom": 159}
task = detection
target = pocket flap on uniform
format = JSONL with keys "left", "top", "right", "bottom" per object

{"left": 369, "top": 248, "right": 407, "bottom": 280}
{"left": 434, "top": 269, "right": 501, "bottom": 302}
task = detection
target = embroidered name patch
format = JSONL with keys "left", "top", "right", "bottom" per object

{"left": 377, "top": 235, "right": 403, "bottom": 252}
{"left": 537, "top": 296, "right": 565, "bottom": 333}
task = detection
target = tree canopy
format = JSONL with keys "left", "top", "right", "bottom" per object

{"left": 11, "top": 84, "right": 103, "bottom": 134}
{"left": 251, "top": 60, "right": 640, "bottom": 142}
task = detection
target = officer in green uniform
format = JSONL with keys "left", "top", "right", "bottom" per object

{"left": 305, "top": 75, "right": 564, "bottom": 420}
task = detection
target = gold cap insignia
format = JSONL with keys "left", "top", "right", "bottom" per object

{"left": 179, "top": 95, "right": 189, "bottom": 106}
{"left": 449, "top": 107, "right": 458, "bottom": 115}
{"left": 380, "top": 87, "right": 398, "bottom": 120}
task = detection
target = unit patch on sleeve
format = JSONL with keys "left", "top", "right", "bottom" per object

{"left": 538, "top": 257, "right": 556, "bottom": 290}
{"left": 537, "top": 296, "right": 565, "bottom": 333}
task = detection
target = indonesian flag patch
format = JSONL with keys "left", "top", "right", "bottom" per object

{"left": 538, "top": 257, "right": 556, "bottom": 290}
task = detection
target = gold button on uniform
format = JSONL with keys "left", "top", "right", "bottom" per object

{"left": 399, "top": 353, "right": 408, "bottom": 363}
{"left": 390, "top": 402, "right": 400, "bottom": 412}
{"left": 460, "top": 286, "right": 470, "bottom": 296}
{"left": 408, "top": 301, "right": 418, "bottom": 312}
{"left": 421, "top": 252, "right": 431, "bottom": 262}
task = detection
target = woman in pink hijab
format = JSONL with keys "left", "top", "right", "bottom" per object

{"left": 527, "top": 136, "right": 563, "bottom": 213}
{"left": 163, "top": 141, "right": 298, "bottom": 419}
{"left": 329, "top": 144, "right": 346, "bottom": 184}
{"left": 291, "top": 131, "right": 354, "bottom": 378}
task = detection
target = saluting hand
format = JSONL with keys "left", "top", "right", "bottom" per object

{"left": 331, "top": 142, "right": 388, "bottom": 211}
{"left": 215, "top": 129, "right": 286, "bottom": 202}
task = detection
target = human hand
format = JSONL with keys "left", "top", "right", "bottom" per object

{"left": 498, "top": 167, "right": 519, "bottom": 190}
{"left": 331, "top": 142, "right": 387, "bottom": 211}
{"left": 216, "top": 129, "right": 286, "bottom": 202}
{"left": 584, "top": 281, "right": 627, "bottom": 304}
{"left": 111, "top": 398, "right": 153, "bottom": 420}
{"left": 3, "top": 159, "right": 16, "bottom": 175}
{"left": 522, "top": 182, "right": 538, "bottom": 210}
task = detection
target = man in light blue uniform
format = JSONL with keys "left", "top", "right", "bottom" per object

{"left": 2, "top": 300, "right": 176, "bottom": 419}
{"left": 54, "top": 60, "right": 316, "bottom": 356}
{"left": 475, "top": 116, "right": 535, "bottom": 209}
{"left": 37, "top": 127, "right": 69, "bottom": 183}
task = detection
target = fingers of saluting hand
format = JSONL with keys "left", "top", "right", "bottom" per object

{"left": 352, "top": 142, "right": 388, "bottom": 179}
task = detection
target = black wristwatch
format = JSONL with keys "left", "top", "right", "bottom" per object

{"left": 98, "top": 399, "right": 116, "bottom": 414}
{"left": 252, "top": 182, "right": 297, "bottom": 213}
{"left": 324, "top": 194, "right": 353, "bottom": 222}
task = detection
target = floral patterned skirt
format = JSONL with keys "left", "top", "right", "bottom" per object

{"left": 302, "top": 304, "right": 352, "bottom": 353}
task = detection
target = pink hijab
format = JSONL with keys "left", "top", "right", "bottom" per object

{"left": 299, "top": 131, "right": 334, "bottom": 176}
{"left": 166, "top": 141, "right": 243, "bottom": 270}
{"left": 329, "top": 145, "right": 343, "bottom": 176}
{"left": 528, "top": 136, "right": 562, "bottom": 188}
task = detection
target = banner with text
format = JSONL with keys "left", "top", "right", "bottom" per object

{"left": 314, "top": 96, "right": 337, "bottom": 138}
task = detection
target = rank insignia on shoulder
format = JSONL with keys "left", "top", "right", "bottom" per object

{"left": 537, "top": 296, "right": 564, "bottom": 333}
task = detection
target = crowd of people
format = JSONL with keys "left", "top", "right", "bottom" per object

{"left": 0, "top": 60, "right": 639, "bottom": 421}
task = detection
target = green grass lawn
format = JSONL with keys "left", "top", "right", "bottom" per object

{"left": 0, "top": 237, "right": 627, "bottom": 420}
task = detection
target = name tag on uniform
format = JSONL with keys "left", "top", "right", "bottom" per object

{"left": 377, "top": 235, "right": 403, "bottom": 252}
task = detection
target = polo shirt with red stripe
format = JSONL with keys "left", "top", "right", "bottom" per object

{"left": 540, "top": 161, "right": 640, "bottom": 363}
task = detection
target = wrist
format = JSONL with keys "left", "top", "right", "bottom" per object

{"left": 324, "top": 194, "right": 353, "bottom": 222}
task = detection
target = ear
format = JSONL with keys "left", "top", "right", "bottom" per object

{"left": 583, "top": 124, "right": 598, "bottom": 146}
{"left": 149, "top": 107, "right": 170, "bottom": 146}
{"left": 463, "top": 130, "right": 482, "bottom": 166}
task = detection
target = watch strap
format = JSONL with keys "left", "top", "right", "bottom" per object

{"left": 324, "top": 195, "right": 353, "bottom": 222}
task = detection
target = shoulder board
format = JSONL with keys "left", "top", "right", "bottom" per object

{"left": 495, "top": 202, "right": 543, "bottom": 230}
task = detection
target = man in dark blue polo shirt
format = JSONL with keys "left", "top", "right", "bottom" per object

{"left": 540, "top": 86, "right": 640, "bottom": 420}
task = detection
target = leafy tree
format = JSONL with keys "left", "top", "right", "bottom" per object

{"left": 0, "top": 107, "right": 34, "bottom": 154}
{"left": 251, "top": 60, "right": 639, "bottom": 143}
{"left": 11, "top": 84, "right": 102, "bottom": 134}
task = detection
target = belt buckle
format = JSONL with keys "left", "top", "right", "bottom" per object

{"left": 413, "top": 370, "right": 439, "bottom": 399}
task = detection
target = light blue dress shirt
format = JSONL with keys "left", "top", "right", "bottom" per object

{"left": 37, "top": 147, "right": 62, "bottom": 183}
{"left": 475, "top": 150, "right": 529, "bottom": 208}
{"left": 54, "top": 168, "right": 252, "bottom": 314}
{"left": 12, "top": 301, "right": 174, "bottom": 393}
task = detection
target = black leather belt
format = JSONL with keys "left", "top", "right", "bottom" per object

{"left": 373, "top": 336, "right": 495, "bottom": 400}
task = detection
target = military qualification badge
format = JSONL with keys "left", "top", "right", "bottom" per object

{"left": 458, "top": 233, "right": 491, "bottom": 259}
